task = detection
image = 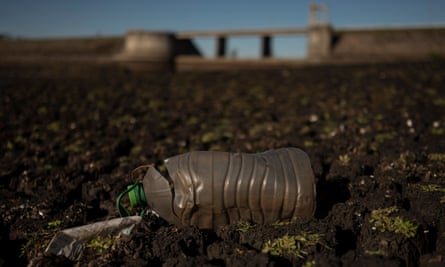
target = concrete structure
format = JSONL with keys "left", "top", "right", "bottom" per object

{"left": 307, "top": 25, "right": 332, "bottom": 59}
{"left": 331, "top": 26, "right": 445, "bottom": 60}
{"left": 114, "top": 30, "right": 176, "bottom": 70}
{"left": 174, "top": 4, "right": 328, "bottom": 60}
{"left": 121, "top": 31, "right": 174, "bottom": 60}
{"left": 1, "top": 4, "right": 445, "bottom": 71}
{"left": 176, "top": 28, "right": 308, "bottom": 59}
{"left": 309, "top": 3, "right": 329, "bottom": 26}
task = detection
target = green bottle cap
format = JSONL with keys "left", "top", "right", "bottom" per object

{"left": 127, "top": 183, "right": 147, "bottom": 207}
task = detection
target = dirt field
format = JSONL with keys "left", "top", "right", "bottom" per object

{"left": 1, "top": 60, "right": 445, "bottom": 266}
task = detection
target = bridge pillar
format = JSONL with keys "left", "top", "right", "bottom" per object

{"left": 261, "top": 35, "right": 272, "bottom": 57}
{"left": 216, "top": 36, "right": 227, "bottom": 57}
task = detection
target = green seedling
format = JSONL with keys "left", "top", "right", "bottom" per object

{"left": 416, "top": 184, "right": 445, "bottom": 204}
{"left": 263, "top": 234, "right": 301, "bottom": 258}
{"left": 233, "top": 248, "right": 245, "bottom": 255}
{"left": 433, "top": 98, "right": 445, "bottom": 107}
{"left": 47, "top": 219, "right": 62, "bottom": 228}
{"left": 303, "top": 140, "right": 315, "bottom": 147}
{"left": 369, "top": 206, "right": 417, "bottom": 238}
{"left": 370, "top": 132, "right": 397, "bottom": 151}
{"left": 356, "top": 113, "right": 369, "bottom": 124}
{"left": 87, "top": 235, "right": 117, "bottom": 255}
{"left": 235, "top": 220, "right": 256, "bottom": 233}
{"left": 64, "top": 139, "right": 85, "bottom": 153}
{"left": 6, "top": 141, "right": 14, "bottom": 150}
{"left": 338, "top": 154, "right": 351, "bottom": 166}
{"left": 6, "top": 135, "right": 26, "bottom": 150}
{"left": 262, "top": 232, "right": 327, "bottom": 259}
{"left": 47, "top": 121, "right": 61, "bottom": 132}
{"left": 418, "top": 184, "right": 445, "bottom": 193}
{"left": 365, "top": 249, "right": 388, "bottom": 256}
{"left": 431, "top": 128, "right": 445, "bottom": 135}
{"left": 322, "top": 124, "right": 337, "bottom": 135}
{"left": 109, "top": 114, "right": 136, "bottom": 127}
{"left": 299, "top": 125, "right": 311, "bottom": 135}
{"left": 428, "top": 153, "right": 445, "bottom": 161}
{"left": 272, "top": 216, "right": 300, "bottom": 227}
{"left": 201, "top": 131, "right": 221, "bottom": 143}
{"left": 302, "top": 260, "right": 316, "bottom": 267}
{"left": 37, "top": 106, "right": 47, "bottom": 115}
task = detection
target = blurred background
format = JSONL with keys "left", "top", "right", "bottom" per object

{"left": 1, "top": 0, "right": 444, "bottom": 59}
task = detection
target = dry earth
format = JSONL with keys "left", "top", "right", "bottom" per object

{"left": 1, "top": 60, "right": 445, "bottom": 266}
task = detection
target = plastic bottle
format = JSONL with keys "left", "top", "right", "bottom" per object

{"left": 117, "top": 147, "right": 316, "bottom": 229}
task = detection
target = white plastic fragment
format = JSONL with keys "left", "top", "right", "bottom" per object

{"left": 44, "top": 216, "right": 142, "bottom": 261}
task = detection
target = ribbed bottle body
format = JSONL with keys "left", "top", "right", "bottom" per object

{"left": 162, "top": 147, "right": 316, "bottom": 229}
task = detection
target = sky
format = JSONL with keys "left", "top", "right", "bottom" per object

{"left": 1, "top": 0, "right": 445, "bottom": 58}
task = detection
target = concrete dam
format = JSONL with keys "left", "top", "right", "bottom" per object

{"left": 1, "top": 4, "right": 444, "bottom": 71}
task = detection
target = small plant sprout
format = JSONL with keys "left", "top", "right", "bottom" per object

{"left": 416, "top": 184, "right": 445, "bottom": 204}
{"left": 262, "top": 232, "right": 328, "bottom": 259}
{"left": 369, "top": 206, "right": 418, "bottom": 238}
{"left": 47, "top": 220, "right": 62, "bottom": 228}
{"left": 304, "top": 140, "right": 315, "bottom": 147}
{"left": 272, "top": 216, "right": 300, "bottom": 227}
{"left": 235, "top": 220, "right": 255, "bottom": 233}
{"left": 427, "top": 153, "right": 445, "bottom": 161}
{"left": 417, "top": 184, "right": 445, "bottom": 193}
{"left": 338, "top": 154, "right": 351, "bottom": 166}
{"left": 303, "top": 260, "right": 316, "bottom": 267}
{"left": 87, "top": 235, "right": 118, "bottom": 255}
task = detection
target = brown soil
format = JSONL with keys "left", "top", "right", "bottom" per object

{"left": 1, "top": 60, "right": 445, "bottom": 266}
